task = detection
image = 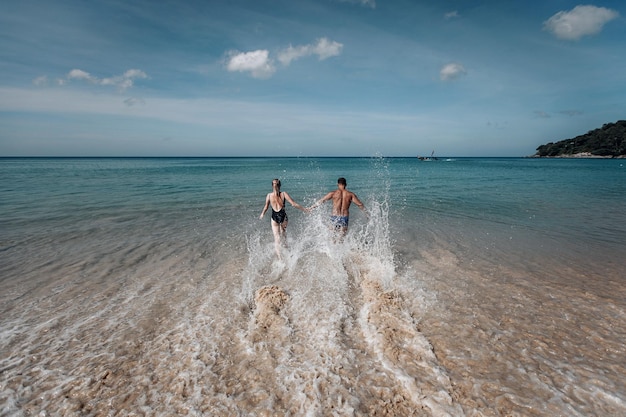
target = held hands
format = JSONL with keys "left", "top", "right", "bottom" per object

{"left": 306, "top": 202, "right": 320, "bottom": 212}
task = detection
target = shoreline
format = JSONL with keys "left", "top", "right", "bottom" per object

{"left": 529, "top": 152, "right": 626, "bottom": 159}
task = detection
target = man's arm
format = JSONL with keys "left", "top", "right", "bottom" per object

{"left": 352, "top": 193, "right": 368, "bottom": 217}
{"left": 308, "top": 191, "right": 334, "bottom": 210}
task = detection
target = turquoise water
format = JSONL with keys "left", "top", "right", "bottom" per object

{"left": 1, "top": 157, "right": 625, "bottom": 416}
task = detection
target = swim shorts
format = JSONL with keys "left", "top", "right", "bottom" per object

{"left": 330, "top": 215, "right": 349, "bottom": 228}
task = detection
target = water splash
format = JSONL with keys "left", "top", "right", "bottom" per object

{"left": 235, "top": 172, "right": 464, "bottom": 415}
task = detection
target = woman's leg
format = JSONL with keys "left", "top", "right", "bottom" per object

{"left": 271, "top": 220, "right": 282, "bottom": 258}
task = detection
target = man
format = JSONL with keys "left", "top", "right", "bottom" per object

{"left": 309, "top": 177, "right": 367, "bottom": 237}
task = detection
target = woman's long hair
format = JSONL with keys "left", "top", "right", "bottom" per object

{"left": 272, "top": 179, "right": 282, "bottom": 207}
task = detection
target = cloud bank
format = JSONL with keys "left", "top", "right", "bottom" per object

{"left": 544, "top": 5, "right": 619, "bottom": 40}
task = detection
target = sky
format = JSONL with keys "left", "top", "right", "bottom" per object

{"left": 0, "top": 0, "right": 624, "bottom": 157}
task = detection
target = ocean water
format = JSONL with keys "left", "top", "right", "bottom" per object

{"left": 1, "top": 157, "right": 625, "bottom": 416}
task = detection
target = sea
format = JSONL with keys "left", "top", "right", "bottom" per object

{"left": 1, "top": 156, "right": 625, "bottom": 417}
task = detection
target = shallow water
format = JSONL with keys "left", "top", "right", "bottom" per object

{"left": 1, "top": 157, "right": 625, "bottom": 416}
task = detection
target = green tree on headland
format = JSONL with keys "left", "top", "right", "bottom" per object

{"left": 534, "top": 120, "right": 626, "bottom": 157}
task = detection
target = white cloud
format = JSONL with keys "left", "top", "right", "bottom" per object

{"left": 544, "top": 5, "right": 619, "bottom": 41}
{"left": 68, "top": 69, "right": 95, "bottom": 82}
{"left": 123, "top": 69, "right": 148, "bottom": 79}
{"left": 314, "top": 38, "right": 344, "bottom": 60}
{"left": 225, "top": 38, "right": 342, "bottom": 78}
{"left": 63, "top": 68, "right": 148, "bottom": 91}
{"left": 226, "top": 50, "right": 276, "bottom": 79}
{"left": 277, "top": 38, "right": 343, "bottom": 66}
{"left": 101, "top": 69, "right": 148, "bottom": 91}
{"left": 444, "top": 11, "right": 459, "bottom": 20}
{"left": 439, "top": 63, "right": 466, "bottom": 81}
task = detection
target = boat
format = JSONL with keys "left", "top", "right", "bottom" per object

{"left": 417, "top": 151, "right": 438, "bottom": 161}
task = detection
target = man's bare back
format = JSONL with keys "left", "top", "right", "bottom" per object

{"left": 309, "top": 177, "right": 366, "bottom": 235}
{"left": 328, "top": 188, "right": 363, "bottom": 217}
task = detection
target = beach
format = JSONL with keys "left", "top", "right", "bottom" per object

{"left": 1, "top": 157, "right": 625, "bottom": 416}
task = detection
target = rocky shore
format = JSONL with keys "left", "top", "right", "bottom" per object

{"left": 532, "top": 120, "right": 625, "bottom": 158}
{"left": 530, "top": 152, "right": 625, "bottom": 159}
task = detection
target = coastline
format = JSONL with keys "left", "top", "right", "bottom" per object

{"left": 529, "top": 152, "right": 626, "bottom": 158}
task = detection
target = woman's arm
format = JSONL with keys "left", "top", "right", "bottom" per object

{"left": 284, "top": 192, "right": 307, "bottom": 212}
{"left": 259, "top": 194, "right": 271, "bottom": 219}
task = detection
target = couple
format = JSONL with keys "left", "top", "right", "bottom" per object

{"left": 259, "top": 177, "right": 367, "bottom": 257}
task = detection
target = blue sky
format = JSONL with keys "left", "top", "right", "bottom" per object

{"left": 0, "top": 0, "right": 624, "bottom": 156}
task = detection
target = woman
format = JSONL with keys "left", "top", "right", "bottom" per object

{"left": 259, "top": 179, "right": 307, "bottom": 258}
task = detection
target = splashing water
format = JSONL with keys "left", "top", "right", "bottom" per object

{"left": 233, "top": 182, "right": 464, "bottom": 416}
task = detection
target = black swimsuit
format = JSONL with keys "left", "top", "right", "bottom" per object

{"left": 271, "top": 194, "right": 287, "bottom": 224}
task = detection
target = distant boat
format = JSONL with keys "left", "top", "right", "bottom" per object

{"left": 417, "top": 150, "right": 438, "bottom": 161}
